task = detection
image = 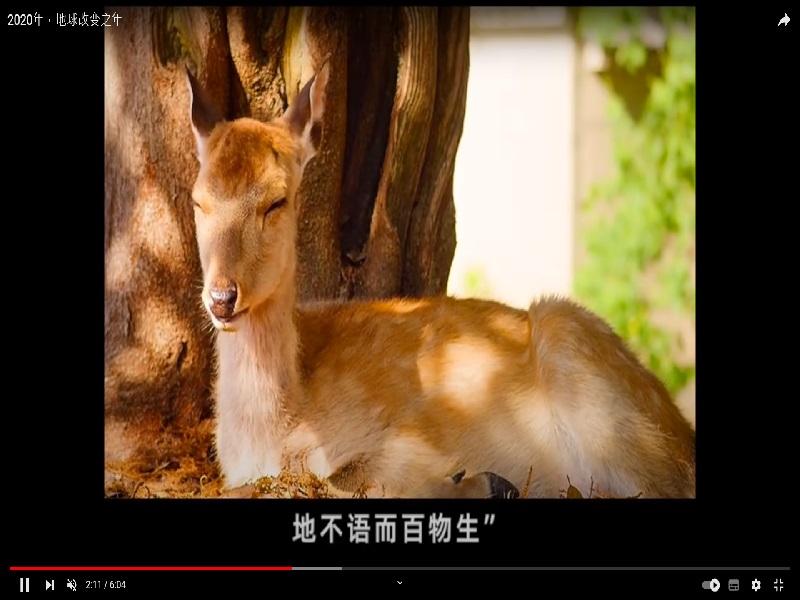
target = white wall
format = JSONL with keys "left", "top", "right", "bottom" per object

{"left": 449, "top": 21, "right": 576, "bottom": 310}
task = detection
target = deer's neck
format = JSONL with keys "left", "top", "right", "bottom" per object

{"left": 214, "top": 276, "right": 299, "bottom": 445}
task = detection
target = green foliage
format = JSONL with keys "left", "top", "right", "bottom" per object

{"left": 462, "top": 267, "right": 493, "bottom": 299}
{"left": 574, "top": 8, "right": 696, "bottom": 393}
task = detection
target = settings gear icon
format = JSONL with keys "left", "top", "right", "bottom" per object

{"left": 752, "top": 579, "right": 761, "bottom": 591}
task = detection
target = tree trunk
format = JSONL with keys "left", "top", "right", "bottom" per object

{"left": 104, "top": 7, "right": 469, "bottom": 483}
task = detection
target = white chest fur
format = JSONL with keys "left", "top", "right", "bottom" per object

{"left": 213, "top": 327, "right": 293, "bottom": 487}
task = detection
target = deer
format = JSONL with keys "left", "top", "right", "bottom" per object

{"left": 186, "top": 57, "right": 696, "bottom": 499}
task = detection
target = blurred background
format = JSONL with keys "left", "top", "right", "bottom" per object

{"left": 448, "top": 7, "right": 696, "bottom": 424}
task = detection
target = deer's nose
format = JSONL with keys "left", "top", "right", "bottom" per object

{"left": 209, "top": 284, "right": 237, "bottom": 320}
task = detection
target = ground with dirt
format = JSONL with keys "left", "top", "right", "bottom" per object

{"left": 104, "top": 420, "right": 341, "bottom": 499}
{"left": 105, "top": 421, "right": 224, "bottom": 498}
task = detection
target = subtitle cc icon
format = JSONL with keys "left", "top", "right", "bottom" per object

{"left": 702, "top": 579, "right": 721, "bottom": 591}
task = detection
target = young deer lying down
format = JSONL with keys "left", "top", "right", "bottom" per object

{"left": 186, "top": 60, "right": 696, "bottom": 499}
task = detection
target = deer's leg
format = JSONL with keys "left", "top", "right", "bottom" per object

{"left": 408, "top": 470, "right": 520, "bottom": 499}
{"left": 328, "top": 457, "right": 520, "bottom": 499}
{"left": 325, "top": 458, "right": 389, "bottom": 498}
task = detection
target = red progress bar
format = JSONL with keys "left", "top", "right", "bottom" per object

{"left": 10, "top": 567, "right": 292, "bottom": 571}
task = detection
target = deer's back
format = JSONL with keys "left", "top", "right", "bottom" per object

{"left": 291, "top": 295, "right": 695, "bottom": 497}
{"left": 295, "top": 295, "right": 532, "bottom": 415}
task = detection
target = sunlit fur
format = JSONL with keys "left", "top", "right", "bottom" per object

{"left": 187, "top": 62, "right": 696, "bottom": 499}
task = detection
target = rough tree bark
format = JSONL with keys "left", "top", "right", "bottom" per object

{"left": 104, "top": 7, "right": 470, "bottom": 480}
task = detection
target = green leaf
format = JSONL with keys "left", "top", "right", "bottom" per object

{"left": 615, "top": 41, "right": 647, "bottom": 73}
{"left": 574, "top": 8, "right": 696, "bottom": 395}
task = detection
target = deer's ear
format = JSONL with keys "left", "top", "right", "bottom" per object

{"left": 281, "top": 57, "right": 330, "bottom": 169}
{"left": 186, "top": 67, "right": 225, "bottom": 163}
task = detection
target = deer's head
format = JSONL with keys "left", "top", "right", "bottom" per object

{"left": 187, "top": 60, "right": 329, "bottom": 331}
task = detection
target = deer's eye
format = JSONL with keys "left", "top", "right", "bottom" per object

{"left": 261, "top": 198, "right": 286, "bottom": 221}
